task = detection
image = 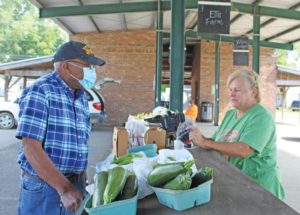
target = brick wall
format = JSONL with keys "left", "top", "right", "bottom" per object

{"left": 71, "top": 30, "right": 156, "bottom": 126}
{"left": 71, "top": 31, "right": 277, "bottom": 126}
{"left": 198, "top": 41, "right": 277, "bottom": 122}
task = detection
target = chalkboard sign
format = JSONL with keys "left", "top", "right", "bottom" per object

{"left": 233, "top": 36, "right": 249, "bottom": 66}
{"left": 198, "top": 1, "right": 231, "bottom": 34}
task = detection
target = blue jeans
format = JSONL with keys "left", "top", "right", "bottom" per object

{"left": 18, "top": 172, "right": 86, "bottom": 215}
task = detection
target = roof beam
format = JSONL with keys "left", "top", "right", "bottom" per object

{"left": 118, "top": 0, "right": 128, "bottom": 31}
{"left": 78, "top": 0, "right": 101, "bottom": 32}
{"left": 40, "top": 1, "right": 300, "bottom": 21}
{"left": 230, "top": 0, "right": 263, "bottom": 25}
{"left": 29, "top": 0, "right": 74, "bottom": 34}
{"left": 163, "top": 31, "right": 293, "bottom": 50}
{"left": 245, "top": 2, "right": 300, "bottom": 35}
{"left": 289, "top": 38, "right": 300, "bottom": 44}
{"left": 266, "top": 24, "right": 300, "bottom": 41}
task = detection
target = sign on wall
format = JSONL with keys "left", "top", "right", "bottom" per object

{"left": 233, "top": 36, "right": 249, "bottom": 66}
{"left": 198, "top": 0, "right": 231, "bottom": 34}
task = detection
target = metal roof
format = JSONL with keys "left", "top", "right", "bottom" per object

{"left": 27, "top": 0, "right": 300, "bottom": 48}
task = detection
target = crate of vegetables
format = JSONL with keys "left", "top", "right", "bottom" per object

{"left": 85, "top": 166, "right": 138, "bottom": 215}
{"left": 148, "top": 161, "right": 213, "bottom": 211}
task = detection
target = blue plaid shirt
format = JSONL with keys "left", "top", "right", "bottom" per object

{"left": 16, "top": 71, "right": 91, "bottom": 176}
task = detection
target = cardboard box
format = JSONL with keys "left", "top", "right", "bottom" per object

{"left": 112, "top": 127, "right": 129, "bottom": 157}
{"left": 144, "top": 127, "right": 166, "bottom": 149}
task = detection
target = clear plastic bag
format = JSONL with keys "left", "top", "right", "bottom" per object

{"left": 176, "top": 118, "right": 195, "bottom": 147}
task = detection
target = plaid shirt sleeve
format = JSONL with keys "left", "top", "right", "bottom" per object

{"left": 16, "top": 84, "right": 48, "bottom": 142}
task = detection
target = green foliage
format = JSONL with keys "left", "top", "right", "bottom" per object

{"left": 0, "top": 0, "right": 68, "bottom": 63}
{"left": 161, "top": 84, "right": 169, "bottom": 92}
{"left": 276, "top": 42, "right": 300, "bottom": 68}
{"left": 275, "top": 49, "right": 288, "bottom": 66}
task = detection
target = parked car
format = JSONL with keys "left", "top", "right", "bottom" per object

{"left": 0, "top": 98, "right": 19, "bottom": 129}
{"left": 0, "top": 78, "right": 120, "bottom": 129}
{"left": 291, "top": 100, "right": 300, "bottom": 111}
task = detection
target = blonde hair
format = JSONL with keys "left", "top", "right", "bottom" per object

{"left": 227, "top": 70, "right": 261, "bottom": 102}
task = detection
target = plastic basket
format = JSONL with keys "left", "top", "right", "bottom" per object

{"left": 84, "top": 192, "right": 138, "bottom": 215}
{"left": 151, "top": 179, "right": 213, "bottom": 211}
{"left": 128, "top": 144, "right": 157, "bottom": 157}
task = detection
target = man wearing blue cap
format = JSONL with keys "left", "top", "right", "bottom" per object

{"left": 16, "top": 41, "right": 105, "bottom": 214}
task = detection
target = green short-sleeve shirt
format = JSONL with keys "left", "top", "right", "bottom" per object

{"left": 211, "top": 103, "right": 285, "bottom": 199}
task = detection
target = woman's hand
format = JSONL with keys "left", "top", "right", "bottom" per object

{"left": 189, "top": 126, "right": 212, "bottom": 149}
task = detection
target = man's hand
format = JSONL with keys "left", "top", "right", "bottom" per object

{"left": 60, "top": 185, "right": 83, "bottom": 212}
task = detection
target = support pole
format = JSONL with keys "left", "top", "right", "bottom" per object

{"left": 170, "top": 0, "right": 185, "bottom": 112}
{"left": 214, "top": 36, "right": 220, "bottom": 126}
{"left": 253, "top": 13, "right": 260, "bottom": 73}
{"left": 155, "top": 0, "right": 163, "bottom": 107}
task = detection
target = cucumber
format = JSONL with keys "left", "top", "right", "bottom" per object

{"left": 191, "top": 167, "right": 213, "bottom": 188}
{"left": 92, "top": 171, "right": 108, "bottom": 207}
{"left": 118, "top": 174, "right": 138, "bottom": 200}
{"left": 103, "top": 166, "right": 128, "bottom": 204}
{"left": 148, "top": 160, "right": 194, "bottom": 187}
{"left": 163, "top": 173, "right": 192, "bottom": 190}
{"left": 153, "top": 161, "right": 184, "bottom": 169}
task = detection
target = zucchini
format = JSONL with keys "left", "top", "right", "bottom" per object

{"left": 191, "top": 167, "right": 213, "bottom": 188}
{"left": 118, "top": 174, "right": 138, "bottom": 200}
{"left": 148, "top": 160, "right": 194, "bottom": 187}
{"left": 153, "top": 161, "right": 184, "bottom": 169}
{"left": 112, "top": 153, "right": 143, "bottom": 165}
{"left": 163, "top": 173, "right": 192, "bottom": 190}
{"left": 103, "top": 166, "right": 128, "bottom": 204}
{"left": 92, "top": 171, "right": 108, "bottom": 207}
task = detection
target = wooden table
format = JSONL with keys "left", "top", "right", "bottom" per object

{"left": 137, "top": 148, "right": 298, "bottom": 215}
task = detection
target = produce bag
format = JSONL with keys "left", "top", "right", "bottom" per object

{"left": 157, "top": 148, "right": 197, "bottom": 175}
{"left": 125, "top": 115, "right": 148, "bottom": 147}
{"left": 132, "top": 156, "right": 158, "bottom": 199}
{"left": 91, "top": 151, "right": 157, "bottom": 199}
{"left": 176, "top": 118, "right": 195, "bottom": 147}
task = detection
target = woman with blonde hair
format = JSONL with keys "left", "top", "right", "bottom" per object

{"left": 190, "top": 70, "right": 285, "bottom": 200}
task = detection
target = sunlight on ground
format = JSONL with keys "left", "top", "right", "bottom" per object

{"left": 276, "top": 110, "right": 300, "bottom": 157}
{"left": 277, "top": 141, "right": 300, "bottom": 157}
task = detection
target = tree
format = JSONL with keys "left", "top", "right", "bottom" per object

{"left": 0, "top": 0, "right": 67, "bottom": 63}
{"left": 275, "top": 42, "right": 300, "bottom": 68}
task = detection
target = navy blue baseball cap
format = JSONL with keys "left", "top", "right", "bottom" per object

{"left": 53, "top": 41, "right": 105, "bottom": 66}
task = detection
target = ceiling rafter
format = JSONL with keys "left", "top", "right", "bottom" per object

{"left": 266, "top": 23, "right": 300, "bottom": 41}
{"left": 78, "top": 0, "right": 101, "bottom": 32}
{"left": 118, "top": 0, "right": 128, "bottom": 31}
{"left": 35, "top": 0, "right": 300, "bottom": 47}
{"left": 289, "top": 37, "right": 300, "bottom": 44}
{"left": 29, "top": 0, "right": 74, "bottom": 34}
{"left": 244, "top": 1, "right": 300, "bottom": 39}
{"left": 163, "top": 31, "right": 293, "bottom": 50}
{"left": 39, "top": 1, "right": 300, "bottom": 21}
{"left": 230, "top": 0, "right": 263, "bottom": 25}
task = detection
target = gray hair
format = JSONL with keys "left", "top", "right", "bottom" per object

{"left": 53, "top": 62, "right": 61, "bottom": 71}
{"left": 227, "top": 70, "right": 261, "bottom": 102}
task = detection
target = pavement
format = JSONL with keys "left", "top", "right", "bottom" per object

{"left": 0, "top": 119, "right": 299, "bottom": 214}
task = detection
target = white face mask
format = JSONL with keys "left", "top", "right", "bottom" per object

{"left": 68, "top": 62, "right": 97, "bottom": 89}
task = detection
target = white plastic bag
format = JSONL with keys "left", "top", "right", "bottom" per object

{"left": 132, "top": 156, "right": 158, "bottom": 199}
{"left": 157, "top": 148, "right": 198, "bottom": 174}
{"left": 93, "top": 152, "right": 116, "bottom": 173}
{"left": 125, "top": 115, "right": 148, "bottom": 147}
